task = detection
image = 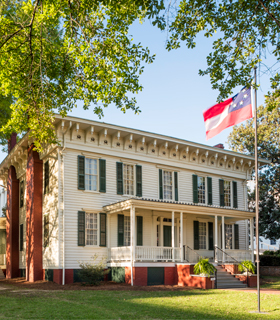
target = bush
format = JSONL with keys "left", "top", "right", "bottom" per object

{"left": 263, "top": 250, "right": 280, "bottom": 256}
{"left": 238, "top": 260, "right": 255, "bottom": 274}
{"left": 260, "top": 255, "right": 280, "bottom": 266}
{"left": 194, "top": 258, "right": 216, "bottom": 277}
{"left": 78, "top": 255, "right": 109, "bottom": 286}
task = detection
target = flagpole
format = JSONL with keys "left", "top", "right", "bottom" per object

{"left": 254, "top": 66, "right": 260, "bottom": 313}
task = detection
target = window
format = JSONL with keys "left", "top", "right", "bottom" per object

{"left": 163, "top": 170, "right": 172, "bottom": 200}
{"left": 224, "top": 181, "right": 231, "bottom": 207}
{"left": 44, "top": 161, "right": 49, "bottom": 194}
{"left": 20, "top": 181, "right": 24, "bottom": 208}
{"left": 85, "top": 158, "right": 98, "bottom": 191}
{"left": 123, "top": 164, "right": 134, "bottom": 195}
{"left": 44, "top": 214, "right": 49, "bottom": 247}
{"left": 225, "top": 224, "right": 233, "bottom": 249}
{"left": 86, "top": 213, "right": 98, "bottom": 246}
{"left": 270, "top": 239, "right": 276, "bottom": 245}
{"left": 124, "top": 216, "right": 131, "bottom": 246}
{"left": 197, "top": 177, "right": 205, "bottom": 204}
{"left": 199, "top": 222, "right": 206, "bottom": 249}
{"left": 20, "top": 224, "right": 23, "bottom": 251}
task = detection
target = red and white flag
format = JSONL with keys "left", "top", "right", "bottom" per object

{"left": 203, "top": 87, "right": 253, "bottom": 140}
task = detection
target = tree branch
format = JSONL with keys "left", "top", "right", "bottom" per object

{"left": 258, "top": 0, "right": 280, "bottom": 28}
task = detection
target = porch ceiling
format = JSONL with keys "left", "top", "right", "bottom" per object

{"left": 102, "top": 197, "right": 255, "bottom": 219}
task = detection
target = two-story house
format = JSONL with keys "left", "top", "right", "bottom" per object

{"left": 0, "top": 115, "right": 269, "bottom": 288}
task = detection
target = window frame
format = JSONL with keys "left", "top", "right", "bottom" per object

{"left": 159, "top": 170, "right": 178, "bottom": 201}
{"left": 197, "top": 176, "right": 206, "bottom": 204}
{"left": 123, "top": 163, "right": 135, "bottom": 196}
{"left": 19, "top": 180, "right": 24, "bottom": 208}
{"left": 223, "top": 180, "right": 231, "bottom": 207}
{"left": 84, "top": 157, "right": 99, "bottom": 192}
{"left": 85, "top": 212, "right": 99, "bottom": 247}
{"left": 198, "top": 221, "right": 207, "bottom": 250}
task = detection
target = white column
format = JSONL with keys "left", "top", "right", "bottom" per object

{"left": 222, "top": 216, "right": 225, "bottom": 262}
{"left": 172, "top": 211, "right": 175, "bottom": 262}
{"left": 176, "top": 218, "right": 180, "bottom": 247}
{"left": 215, "top": 215, "right": 218, "bottom": 262}
{"left": 250, "top": 218, "right": 254, "bottom": 262}
{"left": 180, "top": 212, "right": 183, "bottom": 262}
{"left": 130, "top": 206, "right": 135, "bottom": 286}
{"left": 160, "top": 217, "right": 163, "bottom": 246}
{"left": 107, "top": 215, "right": 111, "bottom": 249}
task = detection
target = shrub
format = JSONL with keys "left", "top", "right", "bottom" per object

{"left": 260, "top": 255, "right": 280, "bottom": 266}
{"left": 78, "top": 255, "right": 109, "bottom": 286}
{"left": 263, "top": 250, "right": 280, "bottom": 257}
{"left": 238, "top": 260, "right": 255, "bottom": 274}
{"left": 194, "top": 258, "right": 216, "bottom": 277}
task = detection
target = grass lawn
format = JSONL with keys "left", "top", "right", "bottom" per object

{"left": 0, "top": 285, "right": 280, "bottom": 319}
{"left": 261, "top": 276, "right": 280, "bottom": 290}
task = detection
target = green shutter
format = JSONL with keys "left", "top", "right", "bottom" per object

{"left": 137, "top": 216, "right": 143, "bottom": 246}
{"left": 99, "top": 159, "right": 106, "bottom": 193}
{"left": 19, "top": 224, "right": 23, "bottom": 251}
{"left": 136, "top": 165, "right": 142, "bottom": 197}
{"left": 44, "top": 160, "right": 49, "bottom": 194}
{"left": 234, "top": 224, "right": 239, "bottom": 249}
{"left": 219, "top": 179, "right": 225, "bottom": 207}
{"left": 233, "top": 181, "right": 238, "bottom": 208}
{"left": 193, "top": 220, "right": 199, "bottom": 250}
{"left": 78, "top": 156, "right": 85, "bottom": 190}
{"left": 208, "top": 222, "right": 213, "bottom": 250}
{"left": 78, "top": 211, "right": 85, "bottom": 246}
{"left": 193, "top": 174, "right": 198, "bottom": 203}
{"left": 174, "top": 172, "right": 178, "bottom": 201}
{"left": 116, "top": 162, "right": 123, "bottom": 195}
{"left": 207, "top": 177, "right": 212, "bottom": 205}
{"left": 118, "top": 215, "right": 124, "bottom": 246}
{"left": 159, "top": 169, "right": 163, "bottom": 199}
{"left": 100, "top": 213, "right": 106, "bottom": 247}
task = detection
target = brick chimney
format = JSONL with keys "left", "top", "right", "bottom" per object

{"left": 214, "top": 143, "right": 224, "bottom": 149}
{"left": 8, "top": 133, "right": 17, "bottom": 153}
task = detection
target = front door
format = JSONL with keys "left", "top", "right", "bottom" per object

{"left": 163, "top": 226, "right": 171, "bottom": 247}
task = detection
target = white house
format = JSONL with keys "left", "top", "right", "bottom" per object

{"left": 0, "top": 115, "right": 270, "bottom": 288}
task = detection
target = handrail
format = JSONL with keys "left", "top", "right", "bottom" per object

{"left": 186, "top": 246, "right": 204, "bottom": 262}
{"left": 215, "top": 245, "right": 250, "bottom": 287}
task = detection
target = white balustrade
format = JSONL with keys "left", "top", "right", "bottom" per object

{"left": 109, "top": 246, "right": 131, "bottom": 261}
{"left": 215, "top": 249, "right": 252, "bottom": 263}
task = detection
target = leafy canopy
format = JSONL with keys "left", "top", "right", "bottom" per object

{"left": 0, "top": 0, "right": 164, "bottom": 151}
{"left": 166, "top": 0, "right": 280, "bottom": 103}
{"left": 228, "top": 102, "right": 280, "bottom": 240}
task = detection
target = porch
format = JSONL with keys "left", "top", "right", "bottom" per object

{"left": 103, "top": 198, "right": 255, "bottom": 265}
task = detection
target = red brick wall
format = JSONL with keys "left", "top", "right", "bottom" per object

{"left": 260, "top": 266, "right": 280, "bottom": 277}
{"left": 53, "top": 269, "right": 62, "bottom": 284}
{"left": 125, "top": 267, "right": 148, "bottom": 286}
{"left": 177, "top": 264, "right": 213, "bottom": 289}
{"left": 6, "top": 166, "right": 19, "bottom": 279}
{"left": 65, "top": 269, "right": 74, "bottom": 284}
{"left": 164, "top": 267, "right": 176, "bottom": 285}
{"left": 26, "top": 146, "right": 43, "bottom": 282}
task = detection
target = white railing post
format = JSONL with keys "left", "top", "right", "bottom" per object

{"left": 172, "top": 211, "right": 175, "bottom": 262}
{"left": 180, "top": 212, "right": 183, "bottom": 262}
{"left": 222, "top": 216, "right": 225, "bottom": 263}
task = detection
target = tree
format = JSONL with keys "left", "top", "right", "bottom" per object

{"left": 227, "top": 102, "right": 280, "bottom": 240}
{"left": 0, "top": 0, "right": 164, "bottom": 151}
{"left": 166, "top": 0, "right": 280, "bottom": 104}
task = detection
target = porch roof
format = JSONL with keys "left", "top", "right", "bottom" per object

{"left": 102, "top": 197, "right": 255, "bottom": 219}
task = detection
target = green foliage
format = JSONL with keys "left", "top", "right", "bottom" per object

{"left": 166, "top": 0, "right": 280, "bottom": 103}
{"left": 194, "top": 258, "right": 216, "bottom": 277}
{"left": 1, "top": 203, "right": 6, "bottom": 217}
{"left": 238, "top": 260, "right": 255, "bottom": 274}
{"left": 0, "top": 0, "right": 165, "bottom": 152}
{"left": 228, "top": 103, "right": 280, "bottom": 240}
{"left": 260, "top": 255, "right": 280, "bottom": 266}
{"left": 78, "top": 255, "right": 109, "bottom": 285}
{"left": 263, "top": 250, "right": 280, "bottom": 257}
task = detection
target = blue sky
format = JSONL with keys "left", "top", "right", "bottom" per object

{"left": 0, "top": 20, "right": 271, "bottom": 163}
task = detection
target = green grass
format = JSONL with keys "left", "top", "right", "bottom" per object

{"left": 0, "top": 286, "right": 280, "bottom": 319}
{"left": 261, "top": 276, "right": 280, "bottom": 290}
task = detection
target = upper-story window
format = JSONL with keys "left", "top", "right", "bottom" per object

{"left": 116, "top": 162, "right": 142, "bottom": 197}
{"left": 159, "top": 169, "right": 178, "bottom": 201}
{"left": 219, "top": 179, "right": 238, "bottom": 208}
{"left": 20, "top": 180, "right": 24, "bottom": 208}
{"left": 123, "top": 164, "right": 134, "bottom": 195}
{"left": 78, "top": 156, "right": 106, "bottom": 193}
{"left": 224, "top": 181, "right": 231, "bottom": 207}
{"left": 85, "top": 158, "right": 98, "bottom": 191}
{"left": 193, "top": 175, "right": 212, "bottom": 205}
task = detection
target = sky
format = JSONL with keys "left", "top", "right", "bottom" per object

{"left": 0, "top": 20, "right": 272, "bottom": 163}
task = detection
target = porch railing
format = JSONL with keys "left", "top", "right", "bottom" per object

{"left": 214, "top": 247, "right": 252, "bottom": 263}
{"left": 109, "top": 246, "right": 181, "bottom": 262}
{"left": 0, "top": 254, "right": 6, "bottom": 265}
{"left": 185, "top": 246, "right": 203, "bottom": 263}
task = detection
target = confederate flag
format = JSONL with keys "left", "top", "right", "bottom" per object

{"left": 203, "top": 87, "right": 253, "bottom": 140}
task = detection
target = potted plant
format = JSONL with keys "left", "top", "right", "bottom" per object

{"left": 238, "top": 260, "right": 256, "bottom": 275}
{"left": 194, "top": 258, "right": 216, "bottom": 277}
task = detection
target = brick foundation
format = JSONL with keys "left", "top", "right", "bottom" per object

{"left": 6, "top": 166, "right": 19, "bottom": 279}
{"left": 65, "top": 269, "right": 74, "bottom": 284}
{"left": 260, "top": 266, "right": 280, "bottom": 277}
{"left": 177, "top": 264, "right": 214, "bottom": 289}
{"left": 53, "top": 269, "right": 63, "bottom": 285}
{"left": 26, "top": 146, "right": 43, "bottom": 282}
{"left": 164, "top": 267, "right": 176, "bottom": 285}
